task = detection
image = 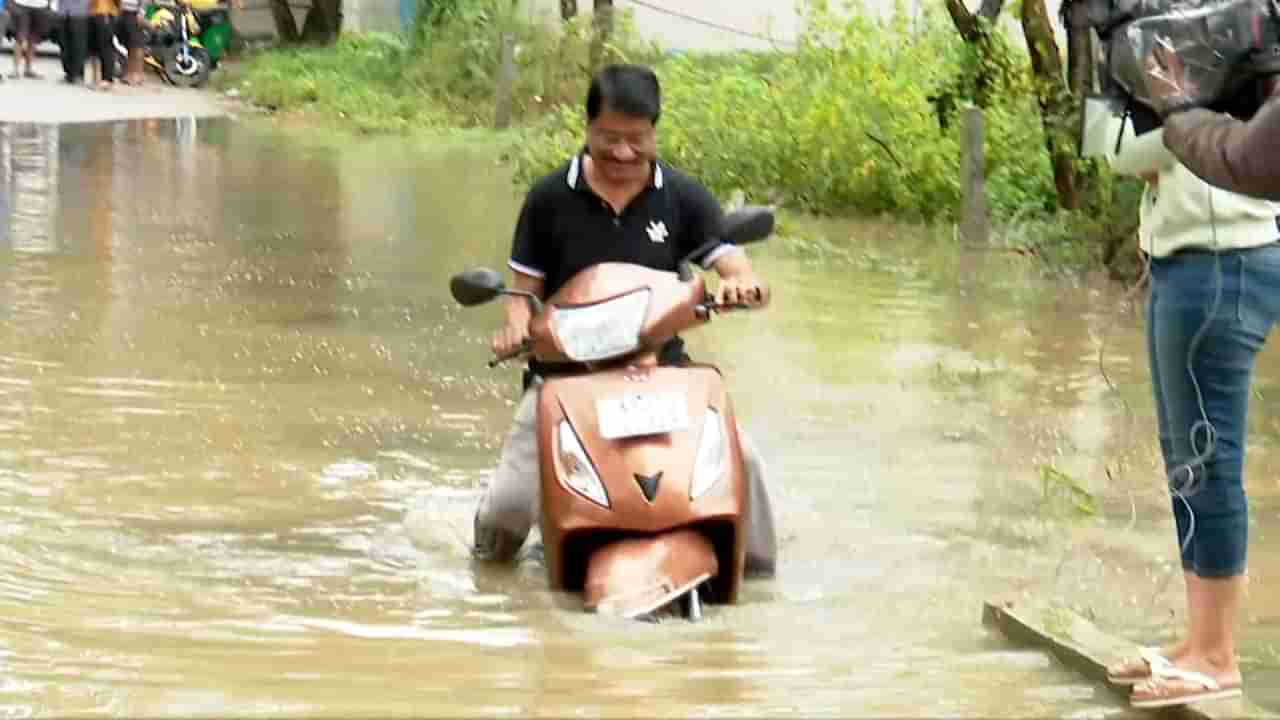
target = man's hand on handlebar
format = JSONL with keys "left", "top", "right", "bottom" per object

{"left": 492, "top": 322, "right": 529, "bottom": 359}
{"left": 714, "top": 273, "right": 771, "bottom": 309}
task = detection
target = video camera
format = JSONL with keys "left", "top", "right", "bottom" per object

{"left": 1077, "top": 0, "right": 1280, "bottom": 155}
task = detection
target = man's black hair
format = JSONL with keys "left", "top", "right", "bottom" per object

{"left": 586, "top": 64, "right": 662, "bottom": 125}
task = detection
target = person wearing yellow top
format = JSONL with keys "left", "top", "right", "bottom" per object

{"left": 88, "top": 0, "right": 116, "bottom": 89}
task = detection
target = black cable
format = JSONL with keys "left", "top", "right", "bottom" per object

{"left": 1164, "top": 184, "right": 1222, "bottom": 553}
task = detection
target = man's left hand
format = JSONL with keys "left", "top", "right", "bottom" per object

{"left": 715, "top": 274, "right": 771, "bottom": 309}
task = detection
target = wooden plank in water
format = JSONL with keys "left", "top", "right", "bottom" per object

{"left": 982, "top": 598, "right": 1276, "bottom": 720}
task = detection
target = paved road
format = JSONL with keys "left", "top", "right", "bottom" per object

{"left": 0, "top": 51, "right": 232, "bottom": 123}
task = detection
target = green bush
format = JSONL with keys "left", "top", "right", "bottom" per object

{"left": 235, "top": 1, "right": 662, "bottom": 131}
{"left": 234, "top": 34, "right": 459, "bottom": 133}
{"left": 232, "top": 0, "right": 1136, "bottom": 261}
{"left": 406, "top": 1, "right": 662, "bottom": 126}
{"left": 507, "top": 1, "right": 1062, "bottom": 223}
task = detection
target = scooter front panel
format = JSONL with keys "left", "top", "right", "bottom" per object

{"left": 536, "top": 364, "right": 748, "bottom": 597}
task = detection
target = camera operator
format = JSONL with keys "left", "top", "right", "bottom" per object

{"left": 1088, "top": 2, "right": 1280, "bottom": 705}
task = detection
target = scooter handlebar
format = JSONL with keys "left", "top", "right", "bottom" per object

{"left": 488, "top": 340, "right": 532, "bottom": 368}
{"left": 486, "top": 297, "right": 761, "bottom": 365}
{"left": 694, "top": 302, "right": 756, "bottom": 320}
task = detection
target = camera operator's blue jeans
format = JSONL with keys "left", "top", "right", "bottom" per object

{"left": 1148, "top": 243, "right": 1280, "bottom": 578}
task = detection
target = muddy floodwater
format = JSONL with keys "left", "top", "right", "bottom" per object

{"left": 2, "top": 118, "right": 1280, "bottom": 717}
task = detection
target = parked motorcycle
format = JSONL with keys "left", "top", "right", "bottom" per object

{"left": 113, "top": 0, "right": 224, "bottom": 88}
{"left": 450, "top": 207, "right": 775, "bottom": 621}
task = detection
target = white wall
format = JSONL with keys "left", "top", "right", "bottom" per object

{"left": 522, "top": 0, "right": 886, "bottom": 52}
{"left": 522, "top": 0, "right": 1066, "bottom": 52}
{"left": 321, "top": 0, "right": 1069, "bottom": 54}
{"left": 343, "top": 0, "right": 404, "bottom": 33}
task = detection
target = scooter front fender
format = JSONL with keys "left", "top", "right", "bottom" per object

{"left": 583, "top": 528, "right": 718, "bottom": 619}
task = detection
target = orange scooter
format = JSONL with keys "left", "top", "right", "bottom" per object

{"left": 451, "top": 207, "right": 774, "bottom": 621}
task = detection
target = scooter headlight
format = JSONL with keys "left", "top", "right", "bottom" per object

{"left": 690, "top": 409, "right": 727, "bottom": 500}
{"left": 557, "top": 419, "right": 610, "bottom": 508}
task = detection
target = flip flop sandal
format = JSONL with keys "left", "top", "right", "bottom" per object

{"left": 1107, "top": 647, "right": 1173, "bottom": 685}
{"left": 1130, "top": 666, "right": 1243, "bottom": 709}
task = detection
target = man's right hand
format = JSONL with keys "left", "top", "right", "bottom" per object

{"left": 492, "top": 322, "right": 530, "bottom": 359}
{"left": 491, "top": 272, "right": 543, "bottom": 360}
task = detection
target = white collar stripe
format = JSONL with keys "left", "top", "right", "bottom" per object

{"left": 564, "top": 154, "right": 663, "bottom": 189}
{"left": 566, "top": 155, "right": 580, "bottom": 189}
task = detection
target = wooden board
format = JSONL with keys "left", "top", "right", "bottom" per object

{"left": 983, "top": 598, "right": 1276, "bottom": 720}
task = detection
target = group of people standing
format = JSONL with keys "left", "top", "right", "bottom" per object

{"left": 58, "top": 0, "right": 145, "bottom": 88}
{"left": 0, "top": 0, "right": 143, "bottom": 87}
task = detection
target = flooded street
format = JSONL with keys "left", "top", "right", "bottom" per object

{"left": 3, "top": 117, "right": 1280, "bottom": 716}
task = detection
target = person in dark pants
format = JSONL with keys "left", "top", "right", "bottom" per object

{"left": 0, "top": 0, "right": 8, "bottom": 83}
{"left": 9, "top": 0, "right": 50, "bottom": 79}
{"left": 114, "top": 0, "right": 142, "bottom": 85}
{"left": 87, "top": 0, "right": 116, "bottom": 90}
{"left": 59, "top": 0, "right": 90, "bottom": 84}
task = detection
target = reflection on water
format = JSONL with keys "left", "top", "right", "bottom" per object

{"left": 1, "top": 116, "right": 1279, "bottom": 716}
{"left": 1, "top": 124, "right": 59, "bottom": 254}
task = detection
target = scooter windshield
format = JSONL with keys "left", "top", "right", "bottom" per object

{"left": 552, "top": 288, "right": 652, "bottom": 363}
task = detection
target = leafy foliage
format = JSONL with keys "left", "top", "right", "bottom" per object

{"left": 508, "top": 1, "right": 1062, "bottom": 222}
{"left": 231, "top": 0, "right": 1142, "bottom": 246}
{"left": 233, "top": 1, "right": 659, "bottom": 131}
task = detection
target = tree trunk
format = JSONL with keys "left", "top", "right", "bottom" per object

{"left": 300, "top": 0, "right": 342, "bottom": 44}
{"left": 960, "top": 108, "right": 991, "bottom": 244}
{"left": 944, "top": 0, "right": 1005, "bottom": 43}
{"left": 1065, "top": 0, "right": 1094, "bottom": 98}
{"left": 269, "top": 0, "right": 301, "bottom": 43}
{"left": 494, "top": 29, "right": 516, "bottom": 129}
{"left": 1021, "top": 0, "right": 1080, "bottom": 210}
{"left": 560, "top": 0, "right": 577, "bottom": 20}
{"left": 589, "top": 0, "right": 612, "bottom": 74}
{"left": 943, "top": 0, "right": 1006, "bottom": 108}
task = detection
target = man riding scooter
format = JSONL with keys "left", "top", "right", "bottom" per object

{"left": 473, "top": 63, "right": 779, "bottom": 578}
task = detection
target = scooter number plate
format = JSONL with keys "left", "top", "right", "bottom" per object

{"left": 596, "top": 392, "right": 690, "bottom": 440}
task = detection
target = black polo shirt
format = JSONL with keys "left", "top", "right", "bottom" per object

{"left": 508, "top": 150, "right": 734, "bottom": 297}
{"left": 507, "top": 150, "right": 735, "bottom": 380}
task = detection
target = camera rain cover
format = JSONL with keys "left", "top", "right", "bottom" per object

{"left": 1108, "top": 0, "right": 1280, "bottom": 110}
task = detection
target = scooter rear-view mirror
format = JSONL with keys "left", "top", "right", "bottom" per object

{"left": 677, "top": 206, "right": 775, "bottom": 281}
{"left": 450, "top": 267, "right": 545, "bottom": 314}
{"left": 450, "top": 267, "right": 506, "bottom": 306}
{"left": 719, "top": 206, "right": 775, "bottom": 246}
